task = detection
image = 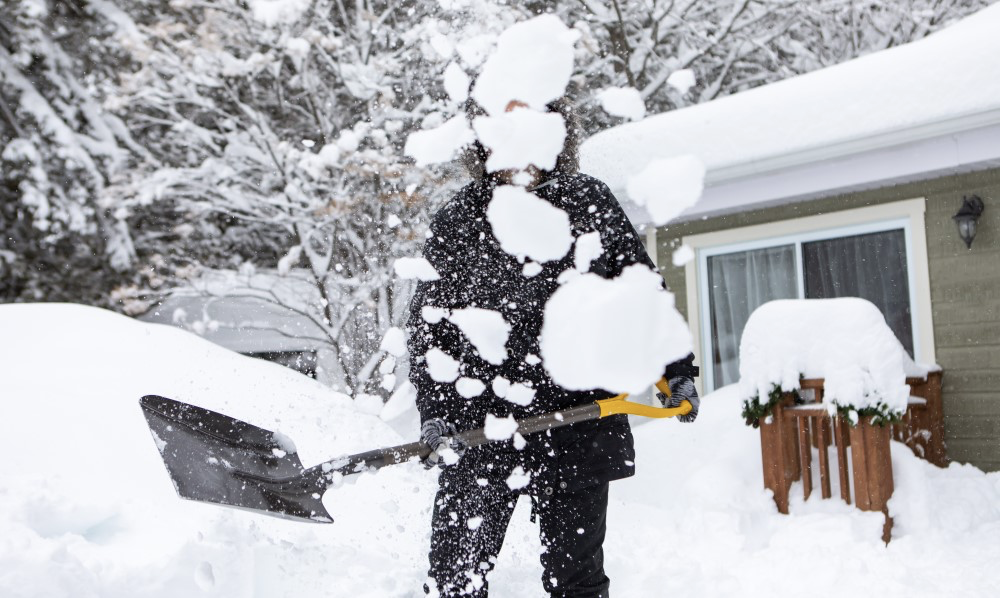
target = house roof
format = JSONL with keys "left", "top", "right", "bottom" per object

{"left": 580, "top": 3, "right": 1000, "bottom": 224}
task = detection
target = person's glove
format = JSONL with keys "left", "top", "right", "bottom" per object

{"left": 657, "top": 376, "right": 700, "bottom": 423}
{"left": 420, "top": 418, "right": 468, "bottom": 468}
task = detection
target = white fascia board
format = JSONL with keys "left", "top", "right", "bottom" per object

{"left": 704, "top": 107, "right": 1000, "bottom": 184}
{"left": 671, "top": 121, "right": 1000, "bottom": 224}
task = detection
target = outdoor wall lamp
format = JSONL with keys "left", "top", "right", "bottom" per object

{"left": 953, "top": 195, "right": 985, "bottom": 249}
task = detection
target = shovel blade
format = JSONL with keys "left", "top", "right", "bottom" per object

{"left": 139, "top": 395, "right": 332, "bottom": 523}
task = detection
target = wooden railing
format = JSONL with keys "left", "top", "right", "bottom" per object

{"left": 758, "top": 371, "right": 944, "bottom": 543}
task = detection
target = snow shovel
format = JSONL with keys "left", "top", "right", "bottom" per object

{"left": 139, "top": 378, "right": 689, "bottom": 524}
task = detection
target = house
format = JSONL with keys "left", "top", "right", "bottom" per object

{"left": 581, "top": 4, "right": 1000, "bottom": 471}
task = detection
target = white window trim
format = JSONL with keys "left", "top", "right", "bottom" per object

{"left": 680, "top": 197, "right": 936, "bottom": 394}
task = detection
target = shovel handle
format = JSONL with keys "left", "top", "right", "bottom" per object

{"left": 312, "top": 378, "right": 689, "bottom": 483}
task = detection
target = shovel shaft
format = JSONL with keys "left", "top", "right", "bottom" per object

{"left": 308, "top": 402, "right": 605, "bottom": 487}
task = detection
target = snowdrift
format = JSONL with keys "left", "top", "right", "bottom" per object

{"left": 1, "top": 304, "right": 999, "bottom": 597}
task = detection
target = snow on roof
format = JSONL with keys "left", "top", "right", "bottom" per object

{"left": 581, "top": 3, "right": 1000, "bottom": 224}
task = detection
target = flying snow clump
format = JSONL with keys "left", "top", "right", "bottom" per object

{"left": 456, "top": 377, "right": 486, "bottom": 398}
{"left": 425, "top": 348, "right": 460, "bottom": 383}
{"left": 379, "top": 327, "right": 407, "bottom": 356}
{"left": 447, "top": 307, "right": 511, "bottom": 365}
{"left": 471, "top": 14, "right": 580, "bottom": 115}
{"left": 248, "top": 0, "right": 312, "bottom": 26}
{"left": 381, "top": 381, "right": 417, "bottom": 421}
{"left": 443, "top": 62, "right": 471, "bottom": 103}
{"left": 484, "top": 413, "right": 519, "bottom": 441}
{"left": 667, "top": 69, "right": 697, "bottom": 94}
{"left": 672, "top": 245, "right": 695, "bottom": 267}
{"left": 404, "top": 115, "right": 475, "bottom": 166}
{"left": 597, "top": 87, "right": 646, "bottom": 121}
{"left": 506, "top": 466, "right": 531, "bottom": 490}
{"left": 394, "top": 257, "right": 441, "bottom": 281}
{"left": 473, "top": 108, "right": 566, "bottom": 172}
{"left": 487, "top": 186, "right": 573, "bottom": 263}
{"left": 626, "top": 155, "right": 705, "bottom": 225}
{"left": 504, "top": 383, "right": 536, "bottom": 407}
{"left": 540, "top": 265, "right": 692, "bottom": 394}
{"left": 573, "top": 231, "right": 604, "bottom": 273}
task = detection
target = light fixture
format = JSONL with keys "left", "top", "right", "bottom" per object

{"left": 953, "top": 195, "right": 985, "bottom": 250}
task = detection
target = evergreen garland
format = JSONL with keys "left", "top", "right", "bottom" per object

{"left": 741, "top": 384, "right": 798, "bottom": 428}
{"left": 742, "top": 382, "right": 905, "bottom": 428}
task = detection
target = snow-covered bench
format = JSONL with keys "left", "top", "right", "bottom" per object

{"left": 737, "top": 299, "right": 943, "bottom": 542}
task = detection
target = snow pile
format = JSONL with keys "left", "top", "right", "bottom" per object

{"left": 2, "top": 304, "right": 1000, "bottom": 597}
{"left": 739, "top": 298, "right": 932, "bottom": 420}
{"left": 0, "top": 303, "right": 431, "bottom": 598}
{"left": 539, "top": 265, "right": 693, "bottom": 394}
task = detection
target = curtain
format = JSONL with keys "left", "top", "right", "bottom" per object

{"left": 707, "top": 245, "right": 798, "bottom": 388}
{"left": 802, "top": 229, "right": 913, "bottom": 356}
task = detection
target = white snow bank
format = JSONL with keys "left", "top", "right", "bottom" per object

{"left": 739, "top": 298, "right": 932, "bottom": 417}
{"left": 0, "top": 303, "right": 433, "bottom": 598}
{"left": 539, "top": 265, "right": 693, "bottom": 394}
{"left": 3, "top": 306, "right": 999, "bottom": 597}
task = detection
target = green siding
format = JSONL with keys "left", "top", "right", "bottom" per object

{"left": 656, "top": 167, "right": 1000, "bottom": 471}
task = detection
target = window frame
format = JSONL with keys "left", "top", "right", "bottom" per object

{"left": 681, "top": 197, "right": 935, "bottom": 393}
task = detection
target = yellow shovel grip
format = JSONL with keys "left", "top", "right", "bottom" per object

{"left": 596, "top": 378, "right": 692, "bottom": 419}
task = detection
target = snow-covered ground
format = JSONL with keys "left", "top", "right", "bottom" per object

{"left": 2, "top": 304, "right": 999, "bottom": 597}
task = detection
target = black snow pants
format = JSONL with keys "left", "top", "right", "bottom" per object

{"left": 425, "top": 466, "right": 611, "bottom": 598}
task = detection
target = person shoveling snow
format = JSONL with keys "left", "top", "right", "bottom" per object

{"left": 406, "top": 88, "right": 699, "bottom": 595}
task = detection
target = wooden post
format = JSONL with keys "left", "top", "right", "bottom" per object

{"left": 834, "top": 416, "right": 851, "bottom": 505}
{"left": 816, "top": 416, "right": 832, "bottom": 499}
{"left": 759, "top": 395, "right": 799, "bottom": 514}
{"left": 849, "top": 417, "right": 894, "bottom": 543}
{"left": 924, "top": 371, "right": 947, "bottom": 467}
{"left": 797, "top": 417, "right": 813, "bottom": 501}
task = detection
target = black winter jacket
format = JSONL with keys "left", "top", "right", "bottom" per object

{"left": 406, "top": 173, "right": 695, "bottom": 494}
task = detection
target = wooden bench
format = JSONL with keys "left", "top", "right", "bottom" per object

{"left": 758, "top": 371, "right": 944, "bottom": 543}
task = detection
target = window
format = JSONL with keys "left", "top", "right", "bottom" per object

{"left": 683, "top": 199, "right": 935, "bottom": 393}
